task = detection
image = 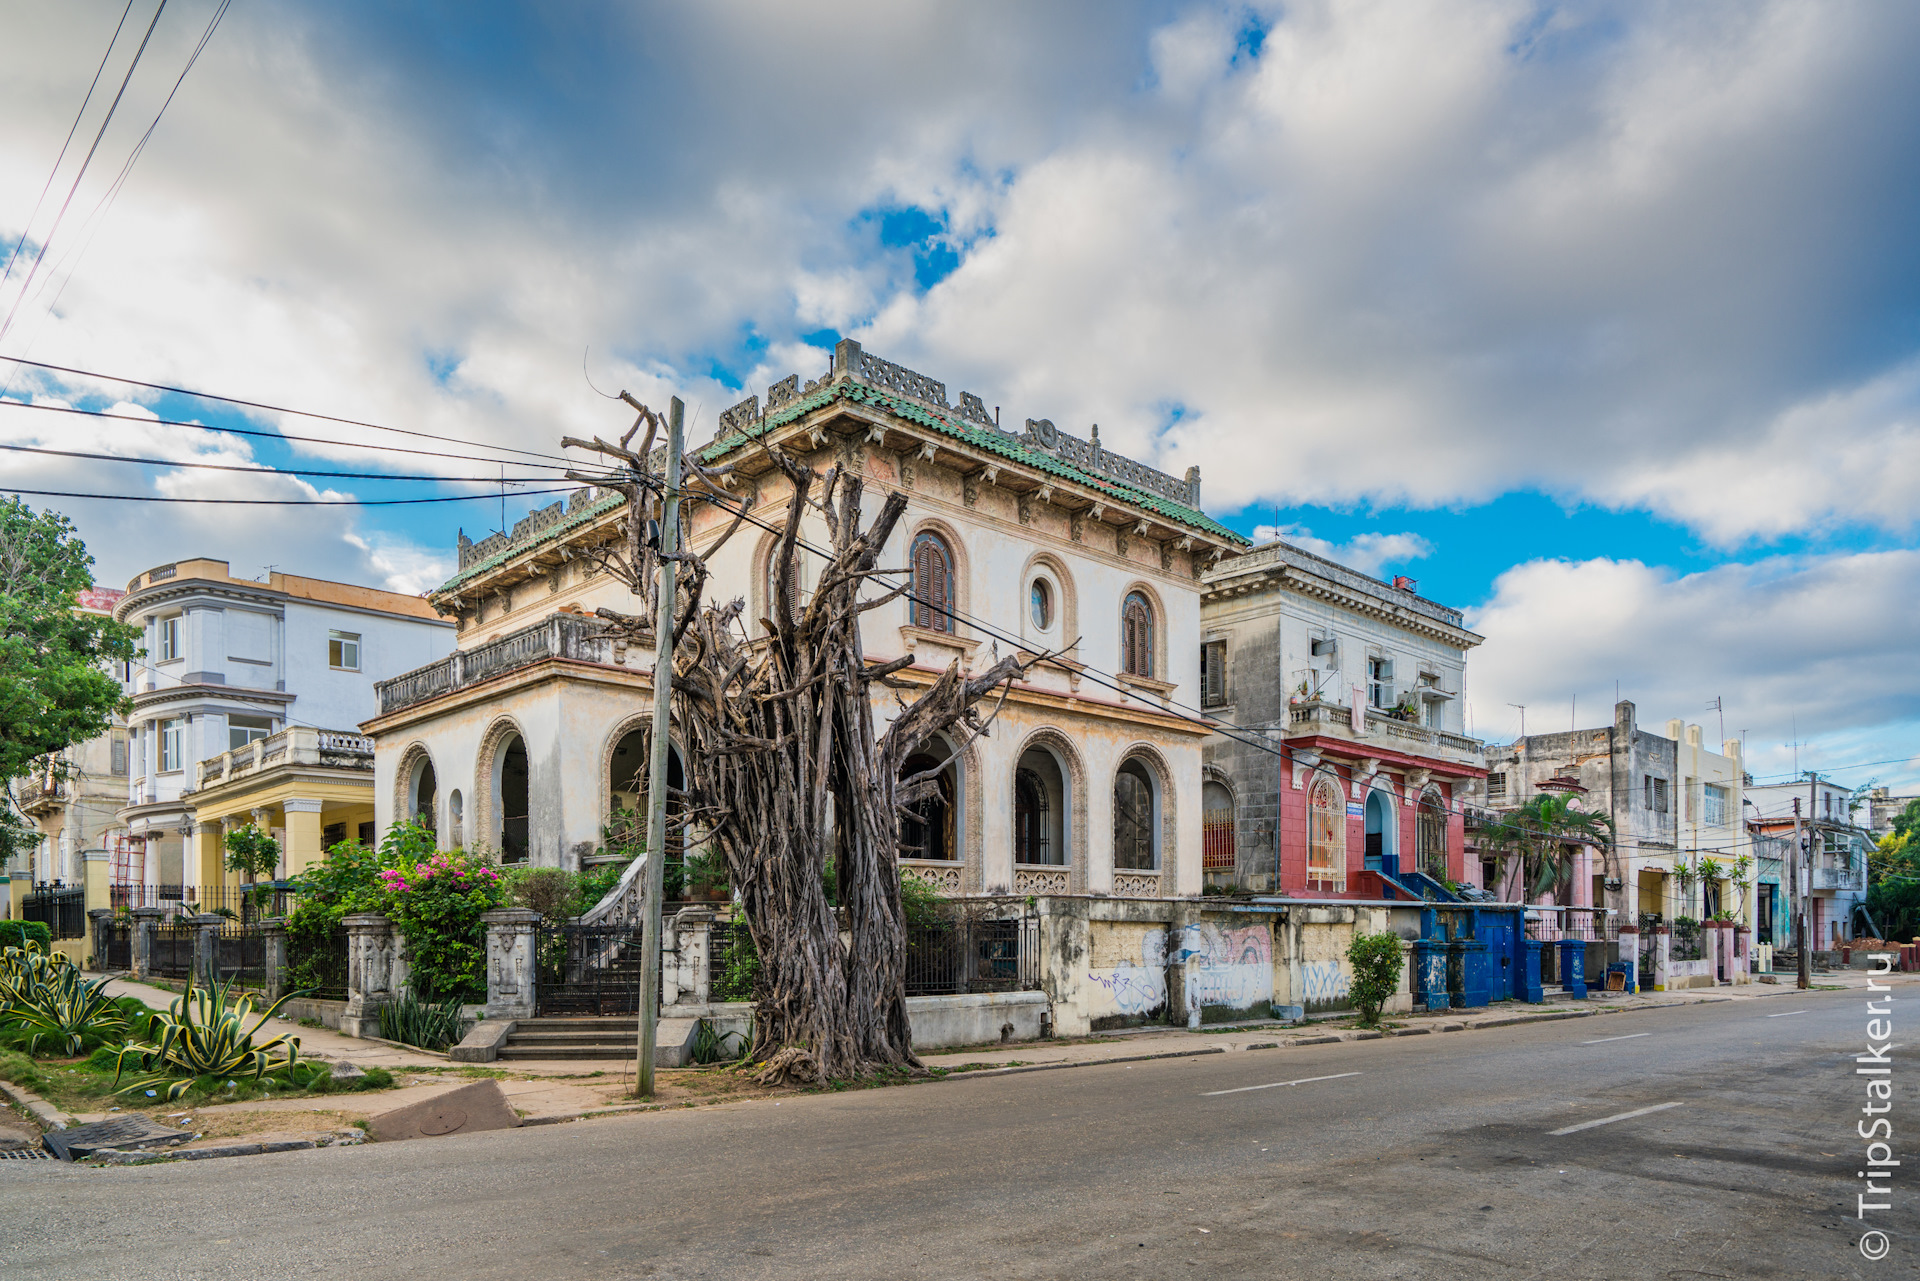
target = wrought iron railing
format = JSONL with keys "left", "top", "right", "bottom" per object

{"left": 904, "top": 914, "right": 1041, "bottom": 997}
{"left": 214, "top": 924, "right": 267, "bottom": 987}
{"left": 150, "top": 920, "right": 197, "bottom": 980}
{"left": 536, "top": 923, "right": 646, "bottom": 1016}
{"left": 22, "top": 885, "right": 85, "bottom": 940}
{"left": 110, "top": 884, "right": 295, "bottom": 920}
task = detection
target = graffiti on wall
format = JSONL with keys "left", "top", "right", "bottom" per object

{"left": 1299, "top": 959, "right": 1351, "bottom": 1008}
{"left": 1086, "top": 929, "right": 1167, "bottom": 1018}
{"left": 1171, "top": 923, "right": 1274, "bottom": 1011}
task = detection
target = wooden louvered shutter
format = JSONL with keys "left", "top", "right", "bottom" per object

{"left": 912, "top": 536, "right": 932, "bottom": 630}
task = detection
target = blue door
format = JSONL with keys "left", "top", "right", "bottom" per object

{"left": 1479, "top": 911, "right": 1515, "bottom": 1002}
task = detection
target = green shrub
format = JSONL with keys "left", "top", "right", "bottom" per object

{"left": 376, "top": 837, "right": 505, "bottom": 1002}
{"left": 898, "top": 870, "right": 946, "bottom": 927}
{"left": 505, "top": 866, "right": 578, "bottom": 925}
{"left": 0, "top": 921, "right": 52, "bottom": 951}
{"left": 1346, "top": 931, "right": 1405, "bottom": 1027}
{"left": 377, "top": 991, "right": 465, "bottom": 1052}
{"left": 111, "top": 980, "right": 303, "bottom": 1102}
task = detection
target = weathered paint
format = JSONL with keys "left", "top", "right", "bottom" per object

{"left": 1172, "top": 920, "right": 1274, "bottom": 1019}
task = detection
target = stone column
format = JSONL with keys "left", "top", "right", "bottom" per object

{"left": 1652, "top": 925, "right": 1672, "bottom": 991}
{"left": 1617, "top": 925, "right": 1639, "bottom": 993}
{"left": 1518, "top": 938, "right": 1544, "bottom": 1003}
{"left": 481, "top": 908, "right": 540, "bottom": 1021}
{"left": 89, "top": 908, "right": 116, "bottom": 971}
{"left": 82, "top": 848, "right": 112, "bottom": 917}
{"left": 341, "top": 912, "right": 398, "bottom": 1037}
{"left": 672, "top": 907, "right": 715, "bottom": 1008}
{"left": 131, "top": 906, "right": 163, "bottom": 979}
{"left": 1733, "top": 925, "right": 1750, "bottom": 984}
{"left": 281, "top": 798, "right": 326, "bottom": 877}
{"left": 261, "top": 917, "right": 288, "bottom": 1002}
{"left": 190, "top": 912, "right": 225, "bottom": 989}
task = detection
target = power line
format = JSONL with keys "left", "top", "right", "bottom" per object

{"left": 0, "top": 354, "right": 587, "bottom": 466}
{"left": 0, "top": 397, "right": 599, "bottom": 472}
{"left": 0, "top": 0, "right": 169, "bottom": 345}
{"left": 0, "top": 1, "right": 136, "bottom": 294}
{"left": 0, "top": 440, "right": 564, "bottom": 484}
{"left": 21, "top": 1, "right": 233, "bottom": 347}
{"left": 0, "top": 485, "right": 576, "bottom": 507}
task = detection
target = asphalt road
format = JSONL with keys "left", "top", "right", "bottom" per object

{"left": 3, "top": 988, "right": 1912, "bottom": 1280}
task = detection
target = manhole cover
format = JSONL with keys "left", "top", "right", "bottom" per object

{"left": 417, "top": 1106, "right": 468, "bottom": 1136}
{"left": 44, "top": 1117, "right": 193, "bottom": 1162}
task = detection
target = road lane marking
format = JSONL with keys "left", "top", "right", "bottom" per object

{"left": 1766, "top": 1010, "right": 1809, "bottom": 1018}
{"left": 1202, "top": 1071, "right": 1363, "bottom": 1097}
{"left": 1549, "top": 1101, "right": 1683, "bottom": 1136}
{"left": 1580, "top": 1033, "right": 1650, "bottom": 1045}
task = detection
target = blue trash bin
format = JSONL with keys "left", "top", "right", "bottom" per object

{"left": 1519, "top": 938, "right": 1544, "bottom": 1004}
{"left": 1556, "top": 937, "right": 1588, "bottom": 999}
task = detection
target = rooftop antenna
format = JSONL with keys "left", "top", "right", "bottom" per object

{"left": 1707, "top": 696, "right": 1724, "bottom": 742}
{"left": 1508, "top": 703, "right": 1527, "bottom": 739}
{"left": 1570, "top": 694, "right": 1576, "bottom": 732}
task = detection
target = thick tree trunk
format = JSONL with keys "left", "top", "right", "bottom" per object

{"left": 604, "top": 445, "right": 1026, "bottom": 1083}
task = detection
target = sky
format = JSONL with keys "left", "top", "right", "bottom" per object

{"left": 1, "top": 1, "right": 1916, "bottom": 795}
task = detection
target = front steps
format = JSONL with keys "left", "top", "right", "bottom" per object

{"left": 498, "top": 1017, "right": 637, "bottom": 1060}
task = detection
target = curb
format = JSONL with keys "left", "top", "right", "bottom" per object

{"left": 88, "top": 1133, "right": 364, "bottom": 1165}
{"left": 0, "top": 1079, "right": 72, "bottom": 1132}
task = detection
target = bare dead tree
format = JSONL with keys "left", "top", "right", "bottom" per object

{"left": 579, "top": 419, "right": 1030, "bottom": 1084}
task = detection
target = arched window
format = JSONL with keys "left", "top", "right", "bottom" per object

{"left": 1202, "top": 780, "right": 1235, "bottom": 872}
{"left": 1113, "top": 758, "right": 1157, "bottom": 870}
{"left": 764, "top": 539, "right": 802, "bottom": 628}
{"left": 910, "top": 531, "right": 955, "bottom": 633}
{"left": 1122, "top": 592, "right": 1154, "bottom": 678}
{"left": 1417, "top": 794, "right": 1448, "bottom": 881}
{"left": 900, "top": 750, "right": 956, "bottom": 861}
{"left": 410, "top": 757, "right": 437, "bottom": 832}
{"left": 1014, "top": 768, "right": 1050, "bottom": 865}
{"left": 499, "top": 735, "right": 530, "bottom": 864}
{"left": 448, "top": 790, "right": 464, "bottom": 848}
{"left": 1308, "top": 776, "right": 1346, "bottom": 892}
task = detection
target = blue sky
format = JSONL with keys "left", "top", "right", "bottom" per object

{"left": 2, "top": 0, "right": 1917, "bottom": 793}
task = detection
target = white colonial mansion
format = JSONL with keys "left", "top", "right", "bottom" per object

{"left": 364, "top": 341, "right": 1247, "bottom": 897}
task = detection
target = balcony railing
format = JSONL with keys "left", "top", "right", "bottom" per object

{"left": 375, "top": 612, "right": 629, "bottom": 717}
{"left": 1286, "top": 698, "right": 1484, "bottom": 761}
{"left": 188, "top": 726, "right": 374, "bottom": 793}
{"left": 1811, "top": 865, "right": 1864, "bottom": 892}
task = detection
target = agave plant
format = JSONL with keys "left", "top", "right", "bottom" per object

{"left": 111, "top": 980, "right": 303, "bottom": 1101}
{"left": 376, "top": 990, "right": 465, "bottom": 1052}
{"left": 0, "top": 944, "right": 127, "bottom": 1056}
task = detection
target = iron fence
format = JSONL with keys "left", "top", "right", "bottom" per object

{"left": 150, "top": 920, "right": 197, "bottom": 980}
{"left": 22, "top": 884, "right": 85, "bottom": 940}
{"left": 110, "top": 884, "right": 295, "bottom": 920}
{"left": 1671, "top": 919, "right": 1704, "bottom": 962}
{"left": 1522, "top": 907, "right": 1618, "bottom": 942}
{"left": 904, "top": 914, "right": 1040, "bottom": 997}
{"left": 101, "top": 918, "right": 133, "bottom": 970}
{"left": 536, "top": 923, "right": 646, "bottom": 1016}
{"left": 286, "top": 924, "right": 349, "bottom": 1000}
{"left": 213, "top": 924, "right": 267, "bottom": 987}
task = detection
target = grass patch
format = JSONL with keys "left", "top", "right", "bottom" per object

{"left": 0, "top": 1045, "right": 397, "bottom": 1118}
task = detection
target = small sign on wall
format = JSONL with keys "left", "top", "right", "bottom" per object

{"left": 1346, "top": 803, "right": 1364, "bottom": 817}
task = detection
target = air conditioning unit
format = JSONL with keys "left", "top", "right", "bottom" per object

{"left": 1309, "top": 637, "right": 1337, "bottom": 670}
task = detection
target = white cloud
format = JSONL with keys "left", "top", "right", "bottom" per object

{"left": 1250, "top": 524, "right": 1433, "bottom": 578}
{"left": 1464, "top": 552, "right": 1920, "bottom": 790}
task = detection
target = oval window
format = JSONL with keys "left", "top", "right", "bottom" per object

{"left": 1030, "top": 578, "right": 1053, "bottom": 631}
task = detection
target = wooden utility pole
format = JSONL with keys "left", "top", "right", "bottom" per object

{"left": 636, "top": 397, "right": 684, "bottom": 1097}
{"left": 1793, "top": 794, "right": 1809, "bottom": 991}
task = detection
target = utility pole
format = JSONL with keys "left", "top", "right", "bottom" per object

{"left": 636, "top": 397, "right": 684, "bottom": 1097}
{"left": 1793, "top": 795, "right": 1809, "bottom": 991}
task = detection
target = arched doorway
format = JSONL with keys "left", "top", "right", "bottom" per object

{"left": 1014, "top": 746, "right": 1066, "bottom": 866}
{"left": 499, "top": 735, "right": 529, "bottom": 864}
{"left": 1113, "top": 757, "right": 1158, "bottom": 871}
{"left": 411, "top": 758, "right": 438, "bottom": 833}
{"left": 1417, "top": 793, "right": 1447, "bottom": 882}
{"left": 1364, "top": 790, "right": 1395, "bottom": 878}
{"left": 1201, "top": 779, "right": 1235, "bottom": 875}
{"left": 900, "top": 749, "right": 956, "bottom": 862}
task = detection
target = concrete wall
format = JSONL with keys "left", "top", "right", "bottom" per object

{"left": 906, "top": 992, "right": 1049, "bottom": 1048}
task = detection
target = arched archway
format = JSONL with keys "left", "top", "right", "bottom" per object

{"left": 1202, "top": 777, "right": 1235, "bottom": 876}
{"left": 1417, "top": 790, "right": 1448, "bottom": 882}
{"left": 1364, "top": 789, "right": 1397, "bottom": 878}
{"left": 1014, "top": 746, "right": 1066, "bottom": 867}
{"left": 1113, "top": 757, "right": 1159, "bottom": 871}
{"left": 900, "top": 744, "right": 958, "bottom": 864}
{"left": 497, "top": 734, "right": 530, "bottom": 864}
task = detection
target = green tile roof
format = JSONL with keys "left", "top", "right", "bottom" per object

{"left": 700, "top": 378, "right": 1248, "bottom": 545}
{"left": 434, "top": 376, "right": 1245, "bottom": 597}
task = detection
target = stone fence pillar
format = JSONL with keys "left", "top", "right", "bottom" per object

{"left": 1651, "top": 925, "right": 1672, "bottom": 991}
{"left": 1733, "top": 925, "right": 1750, "bottom": 984}
{"left": 482, "top": 908, "right": 540, "bottom": 1021}
{"left": 666, "top": 907, "right": 715, "bottom": 1008}
{"left": 190, "top": 913, "right": 225, "bottom": 989}
{"left": 130, "top": 906, "right": 163, "bottom": 980}
{"left": 1617, "top": 925, "right": 1639, "bottom": 993}
{"left": 342, "top": 912, "right": 401, "bottom": 1037}
{"left": 88, "top": 908, "right": 115, "bottom": 970}
{"left": 261, "top": 917, "right": 289, "bottom": 1002}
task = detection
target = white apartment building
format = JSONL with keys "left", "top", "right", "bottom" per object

{"left": 113, "top": 559, "right": 454, "bottom": 890}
